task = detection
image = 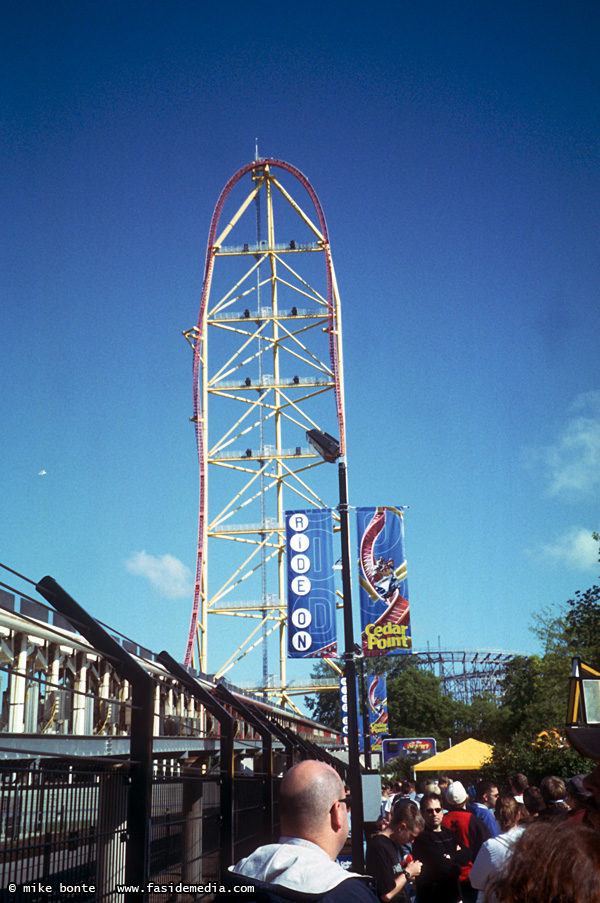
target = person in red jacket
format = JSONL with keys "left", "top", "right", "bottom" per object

{"left": 441, "top": 781, "right": 490, "bottom": 903}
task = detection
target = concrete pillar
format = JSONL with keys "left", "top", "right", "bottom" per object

{"left": 73, "top": 653, "right": 89, "bottom": 735}
{"left": 154, "top": 682, "right": 162, "bottom": 736}
{"left": 8, "top": 636, "right": 26, "bottom": 733}
{"left": 45, "top": 644, "right": 60, "bottom": 733}
{"left": 100, "top": 665, "right": 112, "bottom": 734}
{"left": 120, "top": 679, "right": 130, "bottom": 733}
{"left": 58, "top": 646, "right": 76, "bottom": 734}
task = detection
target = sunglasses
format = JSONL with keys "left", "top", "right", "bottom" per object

{"left": 332, "top": 795, "right": 352, "bottom": 811}
{"left": 425, "top": 807, "right": 443, "bottom": 814}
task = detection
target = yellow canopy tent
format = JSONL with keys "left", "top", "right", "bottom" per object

{"left": 413, "top": 738, "right": 492, "bottom": 772}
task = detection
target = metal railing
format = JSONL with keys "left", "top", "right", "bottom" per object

{"left": 0, "top": 573, "right": 346, "bottom": 902}
{"left": 0, "top": 758, "right": 277, "bottom": 903}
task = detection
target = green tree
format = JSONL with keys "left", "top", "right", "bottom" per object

{"left": 380, "top": 753, "right": 417, "bottom": 782}
{"left": 303, "top": 659, "right": 343, "bottom": 729}
{"left": 564, "top": 583, "right": 600, "bottom": 668}
{"left": 385, "top": 658, "right": 457, "bottom": 745}
{"left": 454, "top": 692, "right": 511, "bottom": 745}
{"left": 499, "top": 653, "right": 569, "bottom": 739}
{"left": 509, "top": 532, "right": 600, "bottom": 738}
{"left": 532, "top": 532, "right": 600, "bottom": 666}
{"left": 476, "top": 532, "right": 600, "bottom": 778}
{"left": 479, "top": 732, "right": 590, "bottom": 787}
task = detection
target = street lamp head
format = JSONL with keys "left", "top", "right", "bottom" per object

{"left": 306, "top": 429, "right": 340, "bottom": 463}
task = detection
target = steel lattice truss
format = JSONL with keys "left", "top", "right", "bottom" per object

{"left": 236, "top": 651, "right": 515, "bottom": 706}
{"left": 415, "top": 650, "right": 514, "bottom": 703}
{"left": 183, "top": 160, "right": 347, "bottom": 705}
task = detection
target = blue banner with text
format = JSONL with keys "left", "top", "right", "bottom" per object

{"left": 357, "top": 506, "right": 412, "bottom": 657}
{"left": 286, "top": 508, "right": 337, "bottom": 658}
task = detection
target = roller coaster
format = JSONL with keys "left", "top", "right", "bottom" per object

{"left": 179, "top": 158, "right": 519, "bottom": 712}
{"left": 182, "top": 157, "right": 347, "bottom": 701}
{"left": 235, "top": 649, "right": 515, "bottom": 705}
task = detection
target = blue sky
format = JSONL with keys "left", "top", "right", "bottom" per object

{"left": 2, "top": 1, "right": 599, "bottom": 699}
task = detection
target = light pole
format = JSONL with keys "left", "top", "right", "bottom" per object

{"left": 306, "top": 429, "right": 365, "bottom": 872}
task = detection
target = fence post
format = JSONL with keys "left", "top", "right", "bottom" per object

{"left": 157, "top": 652, "right": 235, "bottom": 872}
{"left": 254, "top": 711, "right": 295, "bottom": 771}
{"left": 36, "top": 577, "right": 155, "bottom": 903}
{"left": 215, "top": 684, "right": 274, "bottom": 845}
{"left": 181, "top": 765, "right": 203, "bottom": 885}
{"left": 96, "top": 771, "right": 128, "bottom": 903}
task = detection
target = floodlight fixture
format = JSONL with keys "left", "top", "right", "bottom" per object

{"left": 306, "top": 429, "right": 340, "bottom": 463}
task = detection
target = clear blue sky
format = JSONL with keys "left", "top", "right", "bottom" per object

{"left": 2, "top": 1, "right": 599, "bottom": 696}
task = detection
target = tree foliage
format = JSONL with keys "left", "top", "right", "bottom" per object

{"left": 385, "top": 658, "right": 457, "bottom": 743}
{"left": 564, "top": 582, "right": 600, "bottom": 667}
{"left": 303, "top": 659, "right": 343, "bottom": 729}
{"left": 304, "top": 655, "right": 455, "bottom": 744}
{"left": 454, "top": 692, "right": 512, "bottom": 745}
{"left": 479, "top": 731, "right": 590, "bottom": 787}
{"left": 497, "top": 652, "right": 570, "bottom": 740}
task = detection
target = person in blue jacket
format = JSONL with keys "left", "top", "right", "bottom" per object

{"left": 468, "top": 780, "right": 499, "bottom": 838}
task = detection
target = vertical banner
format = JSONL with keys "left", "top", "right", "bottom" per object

{"left": 357, "top": 506, "right": 412, "bottom": 657}
{"left": 340, "top": 674, "right": 363, "bottom": 750}
{"left": 340, "top": 675, "right": 349, "bottom": 743}
{"left": 286, "top": 509, "right": 337, "bottom": 658}
{"left": 367, "top": 674, "right": 389, "bottom": 753}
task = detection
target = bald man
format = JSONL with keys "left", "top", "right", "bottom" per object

{"left": 227, "top": 760, "right": 377, "bottom": 901}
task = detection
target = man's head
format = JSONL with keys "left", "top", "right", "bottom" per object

{"left": 445, "top": 780, "right": 468, "bottom": 809}
{"left": 565, "top": 775, "right": 592, "bottom": 811}
{"left": 278, "top": 761, "right": 350, "bottom": 859}
{"left": 420, "top": 791, "right": 444, "bottom": 832}
{"left": 424, "top": 782, "right": 442, "bottom": 796}
{"left": 476, "top": 780, "right": 499, "bottom": 809}
{"left": 540, "top": 775, "right": 567, "bottom": 806}
{"left": 523, "top": 786, "right": 544, "bottom": 817}
{"left": 508, "top": 773, "right": 528, "bottom": 796}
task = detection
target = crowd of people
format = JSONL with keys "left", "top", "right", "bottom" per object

{"left": 220, "top": 760, "right": 600, "bottom": 903}
{"left": 373, "top": 768, "right": 600, "bottom": 902}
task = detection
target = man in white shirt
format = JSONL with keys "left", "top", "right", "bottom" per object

{"left": 227, "top": 760, "right": 377, "bottom": 902}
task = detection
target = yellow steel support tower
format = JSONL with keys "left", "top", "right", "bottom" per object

{"left": 183, "top": 159, "right": 346, "bottom": 706}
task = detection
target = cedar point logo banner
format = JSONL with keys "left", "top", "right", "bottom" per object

{"left": 285, "top": 509, "right": 337, "bottom": 658}
{"left": 367, "top": 674, "right": 389, "bottom": 752}
{"left": 357, "top": 506, "right": 412, "bottom": 657}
